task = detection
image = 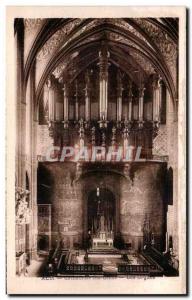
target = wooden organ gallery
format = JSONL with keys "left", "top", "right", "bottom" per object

{"left": 15, "top": 17, "right": 179, "bottom": 276}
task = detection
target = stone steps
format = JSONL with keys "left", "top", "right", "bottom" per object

{"left": 88, "top": 248, "right": 120, "bottom": 255}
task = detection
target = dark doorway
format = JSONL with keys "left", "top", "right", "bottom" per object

{"left": 38, "top": 235, "right": 49, "bottom": 251}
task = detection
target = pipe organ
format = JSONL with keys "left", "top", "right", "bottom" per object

{"left": 117, "top": 70, "right": 123, "bottom": 123}
{"left": 128, "top": 82, "right": 133, "bottom": 121}
{"left": 85, "top": 71, "right": 91, "bottom": 122}
{"left": 47, "top": 77, "right": 55, "bottom": 122}
{"left": 152, "top": 75, "right": 163, "bottom": 123}
{"left": 43, "top": 44, "right": 165, "bottom": 160}
{"left": 63, "top": 83, "right": 69, "bottom": 123}
{"left": 98, "top": 43, "right": 110, "bottom": 121}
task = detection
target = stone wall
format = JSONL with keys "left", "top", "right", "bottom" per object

{"left": 38, "top": 162, "right": 83, "bottom": 248}
{"left": 38, "top": 161, "right": 167, "bottom": 251}
{"left": 37, "top": 125, "right": 53, "bottom": 157}
{"left": 120, "top": 162, "right": 167, "bottom": 250}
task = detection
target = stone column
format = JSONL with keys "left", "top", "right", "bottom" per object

{"left": 30, "top": 62, "right": 38, "bottom": 260}
{"left": 15, "top": 19, "right": 25, "bottom": 188}
{"left": 98, "top": 43, "right": 110, "bottom": 120}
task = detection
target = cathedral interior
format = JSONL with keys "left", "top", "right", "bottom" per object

{"left": 15, "top": 17, "right": 179, "bottom": 277}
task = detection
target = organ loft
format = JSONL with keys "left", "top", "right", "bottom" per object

{"left": 14, "top": 17, "right": 179, "bottom": 276}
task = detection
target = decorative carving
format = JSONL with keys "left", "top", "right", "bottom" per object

{"left": 109, "top": 32, "right": 155, "bottom": 75}
{"left": 113, "top": 19, "right": 153, "bottom": 49}
{"left": 134, "top": 19, "right": 177, "bottom": 83}
{"left": 15, "top": 187, "right": 31, "bottom": 224}
{"left": 79, "top": 118, "right": 85, "bottom": 144}
{"left": 137, "top": 19, "right": 177, "bottom": 59}
{"left": 98, "top": 43, "right": 110, "bottom": 80}
{"left": 24, "top": 18, "right": 44, "bottom": 32}
{"left": 152, "top": 125, "right": 168, "bottom": 156}
{"left": 130, "top": 51, "right": 155, "bottom": 74}
{"left": 111, "top": 126, "right": 116, "bottom": 146}
{"left": 91, "top": 127, "right": 96, "bottom": 146}
{"left": 101, "top": 131, "right": 106, "bottom": 147}
{"left": 48, "top": 121, "right": 55, "bottom": 137}
{"left": 37, "top": 19, "right": 83, "bottom": 60}
{"left": 52, "top": 51, "right": 79, "bottom": 78}
{"left": 98, "top": 115, "right": 109, "bottom": 128}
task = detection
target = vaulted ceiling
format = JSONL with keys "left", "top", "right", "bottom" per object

{"left": 15, "top": 17, "right": 178, "bottom": 103}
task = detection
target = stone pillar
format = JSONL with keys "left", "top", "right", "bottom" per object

{"left": 98, "top": 43, "right": 110, "bottom": 120}
{"left": 15, "top": 19, "right": 25, "bottom": 188}
{"left": 30, "top": 62, "right": 38, "bottom": 260}
{"left": 15, "top": 20, "right": 29, "bottom": 261}
{"left": 166, "top": 90, "right": 179, "bottom": 256}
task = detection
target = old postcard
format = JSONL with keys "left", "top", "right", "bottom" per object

{"left": 6, "top": 6, "right": 186, "bottom": 294}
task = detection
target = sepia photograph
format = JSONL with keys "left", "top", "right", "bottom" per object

{"left": 6, "top": 6, "right": 186, "bottom": 294}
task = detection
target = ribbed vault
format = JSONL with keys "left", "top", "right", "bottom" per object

{"left": 18, "top": 17, "right": 178, "bottom": 105}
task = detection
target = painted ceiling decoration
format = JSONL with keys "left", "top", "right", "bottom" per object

{"left": 23, "top": 17, "right": 178, "bottom": 103}
{"left": 24, "top": 18, "right": 45, "bottom": 32}
{"left": 36, "top": 19, "right": 83, "bottom": 61}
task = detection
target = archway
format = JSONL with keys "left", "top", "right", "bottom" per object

{"left": 87, "top": 188, "right": 116, "bottom": 239}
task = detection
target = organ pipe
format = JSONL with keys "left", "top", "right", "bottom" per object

{"left": 98, "top": 43, "right": 110, "bottom": 120}
{"left": 63, "top": 83, "right": 69, "bottom": 122}
{"left": 85, "top": 71, "right": 90, "bottom": 121}
{"left": 152, "top": 76, "right": 162, "bottom": 122}
{"left": 117, "top": 70, "right": 123, "bottom": 122}
{"left": 47, "top": 77, "right": 55, "bottom": 122}
{"left": 138, "top": 84, "right": 145, "bottom": 121}
{"left": 128, "top": 82, "right": 133, "bottom": 121}
{"left": 75, "top": 80, "right": 79, "bottom": 121}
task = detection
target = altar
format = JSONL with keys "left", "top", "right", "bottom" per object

{"left": 92, "top": 237, "right": 113, "bottom": 248}
{"left": 88, "top": 188, "right": 115, "bottom": 249}
{"left": 92, "top": 231, "right": 113, "bottom": 248}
